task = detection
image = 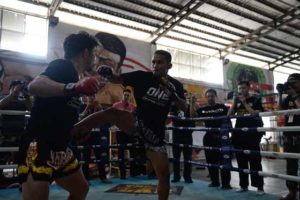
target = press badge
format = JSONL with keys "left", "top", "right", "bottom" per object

{"left": 288, "top": 115, "right": 294, "bottom": 123}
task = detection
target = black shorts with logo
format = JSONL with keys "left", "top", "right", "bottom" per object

{"left": 17, "top": 134, "right": 80, "bottom": 183}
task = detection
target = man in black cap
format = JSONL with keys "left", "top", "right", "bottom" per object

{"left": 280, "top": 73, "right": 300, "bottom": 200}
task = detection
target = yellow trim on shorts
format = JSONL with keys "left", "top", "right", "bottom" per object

{"left": 31, "top": 165, "right": 52, "bottom": 175}
{"left": 62, "top": 159, "right": 79, "bottom": 172}
{"left": 18, "top": 165, "right": 29, "bottom": 174}
{"left": 18, "top": 164, "right": 52, "bottom": 176}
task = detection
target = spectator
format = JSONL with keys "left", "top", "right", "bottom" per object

{"left": 228, "top": 81, "right": 264, "bottom": 195}
{"left": 0, "top": 79, "right": 32, "bottom": 180}
{"left": 171, "top": 89, "right": 194, "bottom": 183}
{"left": 279, "top": 73, "right": 300, "bottom": 200}
{"left": 78, "top": 98, "right": 112, "bottom": 183}
{"left": 197, "top": 89, "right": 232, "bottom": 189}
{"left": 112, "top": 89, "right": 141, "bottom": 179}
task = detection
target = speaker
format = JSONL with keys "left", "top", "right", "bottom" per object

{"left": 49, "top": 15, "right": 59, "bottom": 27}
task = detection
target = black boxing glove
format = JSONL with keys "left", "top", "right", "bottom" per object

{"left": 64, "top": 76, "right": 101, "bottom": 96}
{"left": 96, "top": 66, "right": 113, "bottom": 80}
{"left": 159, "top": 77, "right": 180, "bottom": 101}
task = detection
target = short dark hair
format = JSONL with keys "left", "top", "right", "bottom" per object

{"left": 123, "top": 89, "right": 131, "bottom": 93}
{"left": 238, "top": 80, "right": 250, "bottom": 87}
{"left": 95, "top": 32, "right": 126, "bottom": 68}
{"left": 205, "top": 89, "right": 217, "bottom": 96}
{"left": 288, "top": 73, "right": 300, "bottom": 81}
{"left": 63, "top": 31, "right": 98, "bottom": 59}
{"left": 154, "top": 50, "right": 172, "bottom": 63}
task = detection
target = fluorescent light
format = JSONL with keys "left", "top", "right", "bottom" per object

{"left": 226, "top": 54, "right": 268, "bottom": 68}
{"left": 60, "top": 2, "right": 156, "bottom": 32}
{"left": 157, "top": 37, "right": 218, "bottom": 56}
{"left": 56, "top": 11, "right": 151, "bottom": 41}
{"left": 0, "top": 0, "right": 48, "bottom": 17}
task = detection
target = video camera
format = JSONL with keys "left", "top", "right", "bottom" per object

{"left": 9, "top": 80, "right": 27, "bottom": 91}
{"left": 227, "top": 91, "right": 243, "bottom": 100}
{"left": 276, "top": 82, "right": 291, "bottom": 94}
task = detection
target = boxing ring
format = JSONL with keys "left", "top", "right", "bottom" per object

{"left": 0, "top": 109, "right": 299, "bottom": 199}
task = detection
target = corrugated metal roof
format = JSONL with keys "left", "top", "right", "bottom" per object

{"left": 26, "top": 0, "right": 300, "bottom": 71}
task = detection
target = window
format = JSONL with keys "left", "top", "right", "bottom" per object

{"left": 157, "top": 45, "right": 223, "bottom": 84}
{"left": 0, "top": 9, "right": 48, "bottom": 57}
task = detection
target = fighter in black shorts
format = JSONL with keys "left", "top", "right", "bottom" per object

{"left": 73, "top": 50, "right": 187, "bottom": 200}
{"left": 17, "top": 32, "right": 135, "bottom": 200}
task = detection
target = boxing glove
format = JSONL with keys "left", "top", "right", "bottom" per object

{"left": 96, "top": 66, "right": 113, "bottom": 80}
{"left": 159, "top": 77, "right": 179, "bottom": 101}
{"left": 64, "top": 76, "right": 100, "bottom": 96}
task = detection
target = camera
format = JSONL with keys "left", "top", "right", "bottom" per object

{"left": 276, "top": 82, "right": 291, "bottom": 94}
{"left": 9, "top": 80, "right": 27, "bottom": 91}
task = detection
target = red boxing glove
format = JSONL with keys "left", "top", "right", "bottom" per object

{"left": 64, "top": 76, "right": 101, "bottom": 96}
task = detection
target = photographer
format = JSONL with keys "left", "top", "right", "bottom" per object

{"left": 277, "top": 82, "right": 294, "bottom": 110}
{"left": 228, "top": 80, "right": 264, "bottom": 195}
{"left": 0, "top": 79, "right": 32, "bottom": 180}
{"left": 279, "top": 73, "right": 300, "bottom": 200}
{"left": 0, "top": 80, "right": 32, "bottom": 110}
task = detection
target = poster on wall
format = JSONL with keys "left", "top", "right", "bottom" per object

{"left": 92, "top": 32, "right": 152, "bottom": 105}
{"left": 1, "top": 23, "right": 153, "bottom": 104}
{"left": 48, "top": 23, "right": 153, "bottom": 105}
{"left": 223, "top": 59, "right": 275, "bottom": 110}
{"left": 223, "top": 59, "right": 273, "bottom": 93}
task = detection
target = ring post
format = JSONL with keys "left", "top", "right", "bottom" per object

{"left": 220, "top": 120, "right": 232, "bottom": 170}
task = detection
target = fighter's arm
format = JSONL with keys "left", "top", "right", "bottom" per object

{"left": 227, "top": 94, "right": 238, "bottom": 116}
{"left": 190, "top": 99, "right": 199, "bottom": 118}
{"left": 195, "top": 107, "right": 204, "bottom": 126}
{"left": 28, "top": 75, "right": 65, "bottom": 97}
{"left": 173, "top": 97, "right": 188, "bottom": 113}
{"left": 29, "top": 75, "right": 104, "bottom": 98}
{"left": 241, "top": 99, "right": 257, "bottom": 113}
{"left": 289, "top": 87, "right": 300, "bottom": 108}
{"left": 159, "top": 77, "right": 187, "bottom": 112}
{"left": 0, "top": 85, "right": 22, "bottom": 109}
{"left": 293, "top": 95, "right": 300, "bottom": 108}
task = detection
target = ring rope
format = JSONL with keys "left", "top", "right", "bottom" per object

{"left": 0, "top": 147, "right": 19, "bottom": 152}
{"left": 170, "top": 158, "right": 300, "bottom": 183}
{"left": 167, "top": 126, "right": 300, "bottom": 133}
{"left": 169, "top": 108, "right": 300, "bottom": 122}
{"left": 0, "top": 110, "right": 31, "bottom": 116}
{"left": 2, "top": 158, "right": 299, "bottom": 183}
{"left": 168, "top": 143, "right": 300, "bottom": 159}
{"left": 71, "top": 143, "right": 143, "bottom": 150}
{"left": 1, "top": 141, "right": 300, "bottom": 160}
{"left": 0, "top": 164, "right": 17, "bottom": 170}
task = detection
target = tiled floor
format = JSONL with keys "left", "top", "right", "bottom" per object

{"left": 0, "top": 157, "right": 290, "bottom": 199}
{"left": 185, "top": 158, "right": 288, "bottom": 197}
{"left": 0, "top": 177, "right": 281, "bottom": 200}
